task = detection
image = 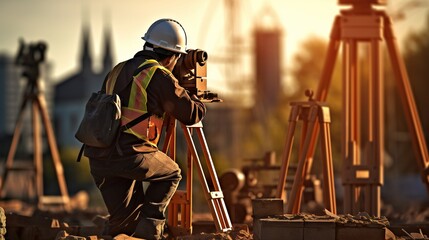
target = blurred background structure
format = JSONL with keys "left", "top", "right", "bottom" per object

{"left": 1, "top": 0, "right": 429, "bottom": 216}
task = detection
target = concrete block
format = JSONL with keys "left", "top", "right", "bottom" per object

{"left": 336, "top": 226, "right": 386, "bottom": 240}
{"left": 304, "top": 219, "right": 336, "bottom": 240}
{"left": 254, "top": 218, "right": 303, "bottom": 240}
{"left": 252, "top": 198, "right": 284, "bottom": 218}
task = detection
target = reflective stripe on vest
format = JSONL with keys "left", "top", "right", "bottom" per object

{"left": 121, "top": 59, "right": 168, "bottom": 145}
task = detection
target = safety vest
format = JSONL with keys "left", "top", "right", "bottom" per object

{"left": 106, "top": 59, "right": 167, "bottom": 146}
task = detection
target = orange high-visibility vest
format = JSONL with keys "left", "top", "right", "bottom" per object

{"left": 106, "top": 59, "right": 167, "bottom": 146}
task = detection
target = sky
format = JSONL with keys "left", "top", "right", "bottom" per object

{"left": 1, "top": 0, "right": 428, "bottom": 95}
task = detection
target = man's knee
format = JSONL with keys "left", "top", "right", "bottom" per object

{"left": 171, "top": 161, "right": 182, "bottom": 181}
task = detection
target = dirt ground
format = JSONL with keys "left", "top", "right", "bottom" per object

{"left": 4, "top": 198, "right": 429, "bottom": 240}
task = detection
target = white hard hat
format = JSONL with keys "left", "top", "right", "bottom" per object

{"left": 142, "top": 18, "right": 187, "bottom": 54}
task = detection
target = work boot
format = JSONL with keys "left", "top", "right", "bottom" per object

{"left": 134, "top": 217, "right": 165, "bottom": 240}
{"left": 113, "top": 234, "right": 146, "bottom": 240}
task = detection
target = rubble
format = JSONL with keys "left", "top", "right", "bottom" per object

{"left": 0, "top": 204, "right": 254, "bottom": 240}
{"left": 0, "top": 207, "right": 5, "bottom": 240}
{"left": 275, "top": 210, "right": 389, "bottom": 227}
{"left": 3, "top": 199, "right": 429, "bottom": 240}
{"left": 177, "top": 229, "right": 253, "bottom": 240}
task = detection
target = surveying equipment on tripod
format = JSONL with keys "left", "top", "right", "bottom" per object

{"left": 15, "top": 39, "right": 47, "bottom": 84}
{"left": 173, "top": 49, "right": 221, "bottom": 102}
{"left": 276, "top": 90, "right": 336, "bottom": 214}
{"left": 302, "top": 0, "right": 429, "bottom": 216}
{"left": 163, "top": 49, "right": 229, "bottom": 233}
{"left": 0, "top": 39, "right": 70, "bottom": 210}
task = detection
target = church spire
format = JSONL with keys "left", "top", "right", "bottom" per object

{"left": 102, "top": 25, "right": 114, "bottom": 74}
{"left": 80, "top": 24, "right": 93, "bottom": 74}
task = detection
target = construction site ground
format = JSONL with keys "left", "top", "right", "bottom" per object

{"left": 2, "top": 197, "right": 429, "bottom": 240}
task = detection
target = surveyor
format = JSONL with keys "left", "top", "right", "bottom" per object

{"left": 84, "top": 18, "right": 206, "bottom": 239}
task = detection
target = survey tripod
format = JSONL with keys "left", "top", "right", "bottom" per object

{"left": 161, "top": 114, "right": 232, "bottom": 236}
{"left": 294, "top": 0, "right": 429, "bottom": 216}
{"left": 0, "top": 40, "right": 70, "bottom": 210}
{"left": 276, "top": 90, "right": 337, "bottom": 214}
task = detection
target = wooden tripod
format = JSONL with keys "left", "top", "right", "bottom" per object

{"left": 302, "top": 2, "right": 429, "bottom": 216}
{"left": 0, "top": 72, "right": 70, "bottom": 210}
{"left": 161, "top": 115, "right": 232, "bottom": 236}
{"left": 276, "top": 91, "right": 337, "bottom": 214}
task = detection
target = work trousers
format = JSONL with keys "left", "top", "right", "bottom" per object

{"left": 89, "top": 150, "right": 182, "bottom": 240}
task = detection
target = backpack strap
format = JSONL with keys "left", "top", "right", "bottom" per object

{"left": 106, "top": 62, "right": 126, "bottom": 94}
{"left": 114, "top": 112, "right": 152, "bottom": 156}
{"left": 120, "top": 112, "right": 152, "bottom": 132}
{"left": 133, "top": 59, "right": 159, "bottom": 76}
{"left": 76, "top": 144, "right": 85, "bottom": 162}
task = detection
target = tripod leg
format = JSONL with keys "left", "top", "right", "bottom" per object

{"left": 342, "top": 37, "right": 362, "bottom": 214}
{"left": 276, "top": 105, "right": 300, "bottom": 199}
{"left": 383, "top": 13, "right": 429, "bottom": 190}
{"left": 161, "top": 116, "right": 177, "bottom": 160}
{"left": 194, "top": 126, "right": 232, "bottom": 231}
{"left": 168, "top": 143, "right": 193, "bottom": 234}
{"left": 316, "top": 15, "right": 341, "bottom": 101}
{"left": 162, "top": 117, "right": 188, "bottom": 233}
{"left": 32, "top": 101, "right": 43, "bottom": 200}
{"left": 181, "top": 123, "right": 232, "bottom": 232}
{"left": 287, "top": 106, "right": 319, "bottom": 214}
{"left": 318, "top": 106, "right": 337, "bottom": 214}
{"left": 0, "top": 95, "right": 29, "bottom": 195}
{"left": 185, "top": 147, "right": 193, "bottom": 231}
{"left": 367, "top": 37, "right": 384, "bottom": 216}
{"left": 36, "top": 95, "right": 70, "bottom": 208}
{"left": 195, "top": 127, "right": 221, "bottom": 192}
{"left": 293, "top": 114, "right": 310, "bottom": 213}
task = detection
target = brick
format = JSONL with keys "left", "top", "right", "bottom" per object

{"left": 336, "top": 226, "right": 385, "bottom": 240}
{"left": 304, "top": 219, "right": 336, "bottom": 240}
{"left": 251, "top": 198, "right": 283, "bottom": 218}
{"left": 254, "top": 218, "right": 303, "bottom": 240}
